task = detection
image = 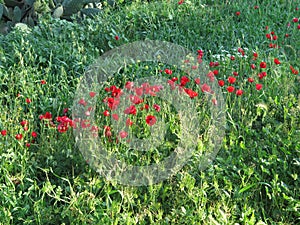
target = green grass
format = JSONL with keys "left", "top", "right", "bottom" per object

{"left": 0, "top": 0, "right": 299, "bottom": 224}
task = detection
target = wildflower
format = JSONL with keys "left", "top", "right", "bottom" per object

{"left": 274, "top": 58, "right": 281, "bottom": 65}
{"left": 112, "top": 114, "right": 119, "bottom": 121}
{"left": 89, "top": 92, "right": 96, "bottom": 98}
{"left": 228, "top": 76, "right": 236, "bottom": 84}
{"left": 146, "top": 115, "right": 156, "bottom": 126}
{"left": 115, "top": 35, "right": 119, "bottom": 40}
{"left": 119, "top": 131, "right": 128, "bottom": 139}
{"left": 164, "top": 69, "right": 173, "bottom": 75}
{"left": 236, "top": 11, "right": 241, "bottom": 16}
{"left": 103, "top": 110, "right": 110, "bottom": 117}
{"left": 227, "top": 86, "right": 235, "bottom": 93}
{"left": 236, "top": 89, "right": 243, "bottom": 96}
{"left": 1, "top": 130, "right": 7, "bottom": 136}
{"left": 31, "top": 131, "right": 37, "bottom": 138}
{"left": 201, "top": 83, "right": 211, "bottom": 93}
{"left": 293, "top": 17, "right": 299, "bottom": 23}
{"left": 26, "top": 98, "right": 31, "bottom": 104}
{"left": 126, "top": 118, "right": 133, "bottom": 126}
{"left": 256, "top": 84, "right": 263, "bottom": 90}
{"left": 41, "top": 80, "right": 47, "bottom": 85}
{"left": 180, "top": 76, "right": 190, "bottom": 86}
{"left": 184, "top": 88, "right": 198, "bottom": 99}
{"left": 260, "top": 62, "right": 267, "bottom": 68}
{"left": 218, "top": 80, "right": 225, "bottom": 87}
{"left": 248, "top": 77, "right": 254, "bottom": 83}
{"left": 194, "top": 78, "right": 200, "bottom": 84}
{"left": 124, "top": 105, "right": 137, "bottom": 115}
{"left": 153, "top": 104, "right": 161, "bottom": 112}
{"left": 15, "top": 134, "right": 23, "bottom": 140}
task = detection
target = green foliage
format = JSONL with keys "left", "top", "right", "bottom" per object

{"left": 0, "top": 0, "right": 299, "bottom": 224}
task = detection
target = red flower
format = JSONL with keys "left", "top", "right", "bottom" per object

{"left": 26, "top": 143, "right": 31, "bottom": 148}
{"left": 112, "top": 114, "right": 119, "bottom": 121}
{"left": 191, "top": 65, "right": 198, "bottom": 70}
{"left": 1, "top": 130, "right": 7, "bottom": 136}
{"left": 125, "top": 81, "right": 134, "bottom": 90}
{"left": 298, "top": 24, "right": 300, "bottom": 30}
{"left": 253, "top": 52, "right": 258, "bottom": 58}
{"left": 146, "top": 115, "right": 156, "bottom": 126}
{"left": 164, "top": 69, "right": 173, "bottom": 75}
{"left": 236, "top": 11, "right": 241, "bottom": 16}
{"left": 238, "top": 48, "right": 245, "bottom": 56}
{"left": 180, "top": 76, "right": 190, "bottom": 86}
{"left": 230, "top": 55, "right": 235, "bottom": 60}
{"left": 258, "top": 72, "right": 267, "bottom": 79}
{"left": 130, "top": 95, "right": 143, "bottom": 105}
{"left": 41, "top": 80, "right": 47, "bottom": 85}
{"left": 228, "top": 76, "right": 236, "bottom": 84}
{"left": 106, "top": 97, "right": 120, "bottom": 110}
{"left": 126, "top": 118, "right": 133, "bottom": 126}
{"left": 273, "top": 35, "right": 277, "bottom": 40}
{"left": 236, "top": 89, "right": 243, "bottom": 96}
{"left": 285, "top": 34, "right": 289, "bottom": 38}
{"left": 15, "top": 134, "right": 23, "bottom": 140}
{"left": 248, "top": 77, "right": 254, "bottom": 83}
{"left": 293, "top": 17, "right": 299, "bottom": 22}
{"left": 254, "top": 5, "right": 259, "bottom": 9}
{"left": 250, "top": 64, "right": 256, "bottom": 69}
{"left": 184, "top": 88, "right": 198, "bottom": 99}
{"left": 153, "top": 104, "right": 161, "bottom": 112}
{"left": 209, "top": 62, "right": 215, "bottom": 67}
{"left": 194, "top": 78, "right": 200, "bottom": 84}
{"left": 26, "top": 98, "right": 31, "bottom": 104}
{"left": 78, "top": 98, "right": 87, "bottom": 106}
{"left": 171, "top": 77, "right": 178, "bottom": 82}
{"left": 207, "top": 71, "right": 215, "bottom": 82}
{"left": 212, "top": 99, "right": 217, "bottom": 105}
{"left": 119, "top": 131, "right": 128, "bottom": 139}
{"left": 266, "top": 33, "right": 271, "bottom": 39}
{"left": 271, "top": 31, "right": 275, "bottom": 35}
{"left": 135, "top": 87, "right": 143, "bottom": 96}
{"left": 124, "top": 105, "right": 137, "bottom": 115}
{"left": 103, "top": 110, "right": 110, "bottom": 117}
{"left": 178, "top": 0, "right": 184, "bottom": 4}
{"left": 115, "top": 35, "right": 119, "bottom": 40}
{"left": 218, "top": 80, "right": 225, "bottom": 87}
{"left": 256, "top": 84, "right": 263, "bottom": 90}
{"left": 20, "top": 120, "right": 28, "bottom": 127}
{"left": 274, "top": 58, "right": 281, "bottom": 65}
{"left": 89, "top": 92, "right": 96, "bottom": 98}
{"left": 227, "top": 86, "right": 235, "bottom": 93}
{"left": 213, "top": 70, "right": 219, "bottom": 75}
{"left": 260, "top": 62, "right": 267, "bottom": 68}
{"left": 31, "top": 131, "right": 37, "bottom": 138}
{"left": 233, "top": 71, "right": 238, "bottom": 76}
{"left": 201, "top": 83, "right": 211, "bottom": 93}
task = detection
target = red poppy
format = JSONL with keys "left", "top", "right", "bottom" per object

{"left": 213, "top": 70, "right": 219, "bottom": 75}
{"left": 26, "top": 143, "right": 31, "bottom": 148}
{"left": 41, "top": 80, "right": 47, "bottom": 85}
{"left": 260, "top": 62, "right": 267, "bottom": 68}
{"left": 218, "top": 80, "right": 225, "bottom": 87}
{"left": 228, "top": 76, "right": 236, "bottom": 84}
{"left": 236, "top": 11, "right": 241, "bottom": 16}
{"left": 125, "top": 81, "right": 134, "bottom": 90}
{"left": 266, "top": 33, "right": 271, "bottom": 39}
{"left": 124, "top": 105, "right": 137, "bottom": 115}
{"left": 130, "top": 95, "right": 143, "bottom": 105}
{"left": 194, "top": 78, "right": 200, "bottom": 84}
{"left": 274, "top": 58, "right": 281, "bottom": 65}
{"left": 248, "top": 77, "right": 254, "bottom": 83}
{"left": 126, "top": 118, "right": 133, "bottom": 126}
{"left": 184, "top": 88, "right": 198, "bottom": 99}
{"left": 201, "top": 83, "right": 211, "bottom": 93}
{"left": 103, "top": 110, "right": 110, "bottom": 117}
{"left": 256, "top": 84, "right": 263, "bottom": 90}
{"left": 15, "top": 134, "right": 23, "bottom": 140}
{"left": 26, "top": 98, "right": 31, "bottom": 104}
{"left": 31, "top": 131, "right": 37, "bottom": 138}
{"left": 178, "top": 0, "right": 184, "bottom": 4}
{"left": 180, "top": 76, "right": 190, "bottom": 86}
{"left": 164, "top": 69, "right": 173, "bottom": 75}
{"left": 146, "top": 115, "right": 156, "bottom": 126}
{"left": 135, "top": 87, "right": 143, "bottom": 96}
{"left": 153, "top": 104, "right": 161, "bottom": 112}
{"left": 119, "top": 131, "right": 128, "bottom": 139}
{"left": 78, "top": 98, "right": 87, "bottom": 106}
{"left": 236, "top": 89, "right": 243, "bottom": 96}
{"left": 227, "top": 86, "right": 235, "bottom": 93}
{"left": 89, "top": 92, "right": 96, "bottom": 98}
{"left": 250, "top": 64, "right": 256, "bottom": 69}
{"left": 112, "top": 114, "right": 119, "bottom": 121}
{"left": 253, "top": 52, "right": 258, "bottom": 58}
{"left": 293, "top": 17, "right": 299, "bottom": 22}
{"left": 1, "top": 130, "right": 7, "bottom": 136}
{"left": 20, "top": 120, "right": 28, "bottom": 127}
{"left": 230, "top": 55, "right": 235, "bottom": 60}
{"left": 254, "top": 5, "right": 259, "bottom": 9}
{"left": 115, "top": 35, "right": 119, "bottom": 40}
{"left": 233, "top": 71, "right": 238, "bottom": 76}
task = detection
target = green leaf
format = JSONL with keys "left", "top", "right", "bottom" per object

{"left": 0, "top": 4, "right": 3, "bottom": 19}
{"left": 12, "top": 6, "right": 22, "bottom": 23}
{"left": 238, "top": 183, "right": 256, "bottom": 194}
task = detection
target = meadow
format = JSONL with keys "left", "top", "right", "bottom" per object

{"left": 0, "top": 0, "right": 299, "bottom": 224}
